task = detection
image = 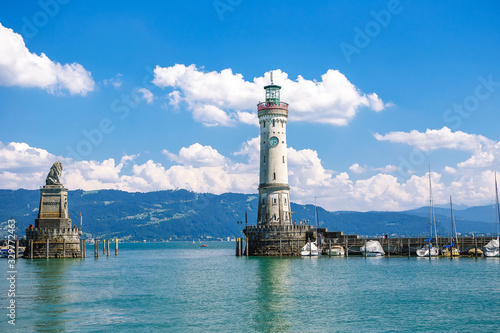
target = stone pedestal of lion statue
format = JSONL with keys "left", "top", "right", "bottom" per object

{"left": 25, "top": 161, "right": 82, "bottom": 258}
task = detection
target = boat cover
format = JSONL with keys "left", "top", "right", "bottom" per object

{"left": 360, "top": 240, "right": 385, "bottom": 254}
{"left": 301, "top": 242, "right": 318, "bottom": 252}
{"left": 483, "top": 238, "right": 499, "bottom": 254}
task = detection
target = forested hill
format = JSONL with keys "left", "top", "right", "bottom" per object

{"left": 0, "top": 189, "right": 496, "bottom": 241}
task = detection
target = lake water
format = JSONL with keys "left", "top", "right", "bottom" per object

{"left": 1, "top": 242, "right": 499, "bottom": 332}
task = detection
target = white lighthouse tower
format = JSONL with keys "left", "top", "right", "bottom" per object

{"left": 243, "top": 73, "right": 314, "bottom": 256}
{"left": 257, "top": 74, "right": 292, "bottom": 226}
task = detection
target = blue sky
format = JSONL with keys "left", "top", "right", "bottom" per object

{"left": 1, "top": 1, "right": 500, "bottom": 211}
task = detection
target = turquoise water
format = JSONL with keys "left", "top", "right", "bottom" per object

{"left": 1, "top": 242, "right": 499, "bottom": 332}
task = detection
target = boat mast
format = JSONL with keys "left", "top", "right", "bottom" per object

{"left": 428, "top": 166, "right": 432, "bottom": 242}
{"left": 495, "top": 172, "right": 499, "bottom": 238}
{"left": 428, "top": 166, "right": 438, "bottom": 248}
{"left": 314, "top": 196, "right": 318, "bottom": 246}
{"left": 450, "top": 196, "right": 458, "bottom": 249}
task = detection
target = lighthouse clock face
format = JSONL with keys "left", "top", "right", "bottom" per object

{"left": 269, "top": 136, "right": 279, "bottom": 147}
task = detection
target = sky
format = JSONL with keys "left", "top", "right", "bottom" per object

{"left": 1, "top": 1, "right": 500, "bottom": 212}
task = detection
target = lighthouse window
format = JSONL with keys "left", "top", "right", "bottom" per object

{"left": 273, "top": 198, "right": 277, "bottom": 204}
{"left": 263, "top": 156, "right": 266, "bottom": 163}
{"left": 273, "top": 119, "right": 275, "bottom": 127}
{"left": 282, "top": 156, "right": 284, "bottom": 163}
{"left": 263, "top": 121, "right": 265, "bottom": 128}
{"left": 282, "top": 122, "right": 283, "bottom": 128}
{"left": 273, "top": 172, "right": 276, "bottom": 180}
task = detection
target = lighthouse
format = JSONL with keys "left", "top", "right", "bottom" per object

{"left": 257, "top": 74, "right": 292, "bottom": 226}
{"left": 243, "top": 73, "right": 314, "bottom": 256}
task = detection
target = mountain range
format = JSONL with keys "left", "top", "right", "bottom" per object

{"left": 0, "top": 189, "right": 497, "bottom": 241}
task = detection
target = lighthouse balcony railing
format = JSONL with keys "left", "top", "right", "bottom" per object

{"left": 257, "top": 101, "right": 289, "bottom": 111}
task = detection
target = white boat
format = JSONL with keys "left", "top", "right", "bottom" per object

{"left": 417, "top": 166, "right": 441, "bottom": 257}
{"left": 301, "top": 241, "right": 321, "bottom": 256}
{"left": 0, "top": 245, "right": 24, "bottom": 258}
{"left": 360, "top": 240, "right": 385, "bottom": 257}
{"left": 416, "top": 243, "right": 440, "bottom": 257}
{"left": 484, "top": 238, "right": 499, "bottom": 257}
{"left": 327, "top": 245, "right": 345, "bottom": 256}
{"left": 0, "top": 246, "right": 8, "bottom": 258}
{"left": 484, "top": 173, "right": 500, "bottom": 257}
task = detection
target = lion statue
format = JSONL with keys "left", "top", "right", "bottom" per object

{"left": 46, "top": 161, "right": 63, "bottom": 185}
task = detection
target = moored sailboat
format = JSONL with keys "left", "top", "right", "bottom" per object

{"left": 442, "top": 196, "right": 460, "bottom": 257}
{"left": 301, "top": 197, "right": 323, "bottom": 257}
{"left": 484, "top": 172, "right": 500, "bottom": 257}
{"left": 417, "top": 167, "right": 440, "bottom": 257}
{"left": 301, "top": 241, "right": 321, "bottom": 256}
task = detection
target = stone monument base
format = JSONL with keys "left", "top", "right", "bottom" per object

{"left": 243, "top": 224, "right": 315, "bottom": 256}
{"left": 25, "top": 226, "right": 82, "bottom": 258}
{"left": 25, "top": 162, "right": 83, "bottom": 258}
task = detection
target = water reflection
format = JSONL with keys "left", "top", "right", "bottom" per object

{"left": 252, "top": 257, "right": 294, "bottom": 332}
{"left": 29, "top": 259, "right": 79, "bottom": 332}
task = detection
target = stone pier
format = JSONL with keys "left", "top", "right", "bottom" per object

{"left": 26, "top": 227, "right": 82, "bottom": 258}
{"left": 244, "top": 224, "right": 315, "bottom": 256}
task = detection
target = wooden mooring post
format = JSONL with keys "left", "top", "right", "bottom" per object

{"left": 246, "top": 237, "right": 249, "bottom": 257}
{"left": 103, "top": 239, "right": 106, "bottom": 255}
{"left": 83, "top": 239, "right": 86, "bottom": 258}
{"left": 408, "top": 238, "right": 411, "bottom": 258}
{"left": 14, "top": 240, "right": 19, "bottom": 259}
{"left": 107, "top": 240, "right": 110, "bottom": 257}
{"left": 29, "top": 239, "right": 33, "bottom": 259}
{"left": 387, "top": 237, "right": 390, "bottom": 258}
{"left": 345, "top": 236, "right": 349, "bottom": 257}
{"left": 95, "top": 239, "right": 99, "bottom": 258}
{"left": 46, "top": 239, "right": 49, "bottom": 258}
{"left": 428, "top": 238, "right": 431, "bottom": 260}
{"left": 474, "top": 238, "right": 478, "bottom": 259}
{"left": 63, "top": 239, "right": 66, "bottom": 258}
{"left": 235, "top": 238, "right": 241, "bottom": 256}
{"left": 115, "top": 239, "right": 118, "bottom": 256}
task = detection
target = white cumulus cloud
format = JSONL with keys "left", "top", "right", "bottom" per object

{"left": 103, "top": 73, "right": 123, "bottom": 89}
{"left": 374, "top": 127, "right": 500, "bottom": 170}
{"left": 152, "top": 64, "right": 389, "bottom": 127}
{"left": 349, "top": 163, "right": 367, "bottom": 174}
{"left": 163, "top": 143, "right": 227, "bottom": 167}
{"left": 374, "top": 126, "right": 490, "bottom": 152}
{"left": 137, "top": 88, "right": 154, "bottom": 104}
{"left": 1, "top": 139, "right": 499, "bottom": 212}
{"left": 0, "top": 23, "right": 95, "bottom": 96}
